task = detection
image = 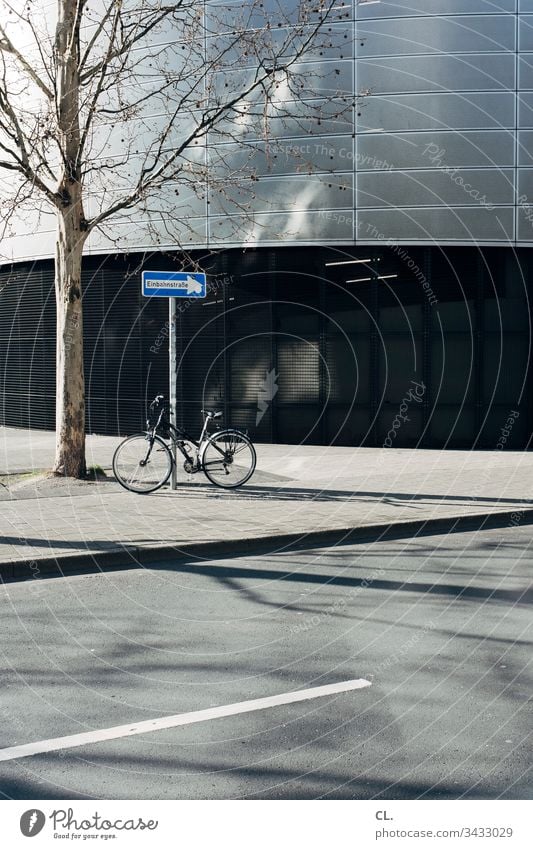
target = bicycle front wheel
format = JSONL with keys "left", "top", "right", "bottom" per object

{"left": 112, "top": 433, "right": 173, "bottom": 493}
{"left": 202, "top": 429, "right": 256, "bottom": 488}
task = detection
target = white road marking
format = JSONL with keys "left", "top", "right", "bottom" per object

{"left": 0, "top": 678, "right": 371, "bottom": 763}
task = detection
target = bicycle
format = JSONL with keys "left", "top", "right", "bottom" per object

{"left": 112, "top": 394, "right": 257, "bottom": 493}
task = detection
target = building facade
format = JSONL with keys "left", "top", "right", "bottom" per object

{"left": 1, "top": 1, "right": 532, "bottom": 449}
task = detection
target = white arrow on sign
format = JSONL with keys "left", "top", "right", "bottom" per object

{"left": 182, "top": 275, "right": 204, "bottom": 294}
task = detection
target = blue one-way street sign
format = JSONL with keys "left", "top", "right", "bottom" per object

{"left": 142, "top": 270, "right": 207, "bottom": 298}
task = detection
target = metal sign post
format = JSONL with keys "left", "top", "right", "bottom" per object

{"left": 169, "top": 296, "right": 178, "bottom": 490}
{"left": 141, "top": 270, "right": 207, "bottom": 491}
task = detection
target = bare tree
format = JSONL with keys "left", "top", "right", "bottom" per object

{"left": 0, "top": 0, "right": 356, "bottom": 476}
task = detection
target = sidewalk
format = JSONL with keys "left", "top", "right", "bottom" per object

{"left": 1, "top": 425, "right": 533, "bottom": 580}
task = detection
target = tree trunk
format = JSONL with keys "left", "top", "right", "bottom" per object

{"left": 52, "top": 0, "right": 86, "bottom": 478}
{"left": 52, "top": 209, "right": 86, "bottom": 477}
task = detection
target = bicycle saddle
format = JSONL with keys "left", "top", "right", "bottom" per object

{"left": 202, "top": 409, "right": 222, "bottom": 418}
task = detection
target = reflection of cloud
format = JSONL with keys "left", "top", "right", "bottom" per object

{"left": 231, "top": 103, "right": 256, "bottom": 135}
{"left": 280, "top": 179, "right": 329, "bottom": 237}
{"left": 268, "top": 71, "right": 291, "bottom": 108}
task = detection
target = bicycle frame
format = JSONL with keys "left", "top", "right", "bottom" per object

{"left": 148, "top": 408, "right": 226, "bottom": 470}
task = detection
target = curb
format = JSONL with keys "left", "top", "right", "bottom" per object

{"left": 2, "top": 506, "right": 533, "bottom": 583}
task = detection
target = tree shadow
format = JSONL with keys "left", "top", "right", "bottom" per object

{"left": 143, "top": 559, "right": 533, "bottom": 606}
{"left": 154, "top": 480, "right": 533, "bottom": 509}
{"left": 0, "top": 772, "right": 90, "bottom": 800}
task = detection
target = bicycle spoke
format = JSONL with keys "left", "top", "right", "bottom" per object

{"left": 113, "top": 434, "right": 172, "bottom": 493}
{"left": 202, "top": 430, "right": 256, "bottom": 488}
{"left": 231, "top": 442, "right": 249, "bottom": 455}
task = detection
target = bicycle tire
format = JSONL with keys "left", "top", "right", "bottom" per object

{"left": 113, "top": 433, "right": 173, "bottom": 494}
{"left": 201, "top": 429, "right": 256, "bottom": 488}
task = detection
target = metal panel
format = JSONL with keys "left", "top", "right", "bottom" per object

{"left": 0, "top": 230, "right": 57, "bottom": 263}
{"left": 97, "top": 75, "right": 205, "bottom": 115}
{"left": 357, "top": 54, "right": 515, "bottom": 94}
{"left": 207, "top": 0, "right": 355, "bottom": 32}
{"left": 518, "top": 54, "right": 533, "bottom": 88}
{"left": 357, "top": 130, "right": 515, "bottom": 170}
{"left": 357, "top": 207, "right": 515, "bottom": 241}
{"left": 208, "top": 21, "right": 354, "bottom": 68}
{"left": 519, "top": 15, "right": 533, "bottom": 51}
{"left": 86, "top": 217, "right": 208, "bottom": 252}
{"left": 209, "top": 209, "right": 354, "bottom": 243}
{"left": 208, "top": 135, "right": 355, "bottom": 177}
{"left": 358, "top": 92, "right": 515, "bottom": 132}
{"left": 86, "top": 147, "right": 206, "bottom": 196}
{"left": 211, "top": 97, "right": 355, "bottom": 141}
{"left": 517, "top": 173, "right": 533, "bottom": 243}
{"left": 357, "top": 16, "right": 516, "bottom": 57}
{"left": 122, "top": 40, "right": 206, "bottom": 77}
{"left": 0, "top": 180, "right": 55, "bottom": 232}
{"left": 209, "top": 174, "right": 353, "bottom": 216}
{"left": 517, "top": 167, "right": 533, "bottom": 199}
{"left": 90, "top": 112, "right": 203, "bottom": 161}
{"left": 518, "top": 130, "right": 533, "bottom": 166}
{"left": 83, "top": 4, "right": 201, "bottom": 49}
{"left": 213, "top": 60, "right": 354, "bottom": 100}
{"left": 357, "top": 1, "right": 516, "bottom": 17}
{"left": 516, "top": 193, "right": 533, "bottom": 238}
{"left": 357, "top": 168, "right": 514, "bottom": 208}
{"left": 86, "top": 183, "right": 207, "bottom": 221}
{"left": 518, "top": 91, "right": 533, "bottom": 126}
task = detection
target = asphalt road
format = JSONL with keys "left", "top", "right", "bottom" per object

{"left": 0, "top": 524, "right": 531, "bottom": 800}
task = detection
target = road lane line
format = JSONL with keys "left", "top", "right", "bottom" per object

{"left": 0, "top": 678, "right": 371, "bottom": 763}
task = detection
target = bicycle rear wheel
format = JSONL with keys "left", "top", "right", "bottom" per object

{"left": 113, "top": 433, "right": 173, "bottom": 493}
{"left": 202, "top": 429, "right": 256, "bottom": 488}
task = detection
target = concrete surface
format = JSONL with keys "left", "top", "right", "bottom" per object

{"left": 0, "top": 524, "right": 530, "bottom": 799}
{"left": 1, "top": 426, "right": 533, "bottom": 576}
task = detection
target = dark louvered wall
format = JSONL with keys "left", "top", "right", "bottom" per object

{"left": 177, "top": 246, "right": 533, "bottom": 449}
{"left": 1, "top": 246, "right": 532, "bottom": 449}
{"left": 0, "top": 255, "right": 169, "bottom": 435}
{"left": 0, "top": 261, "right": 56, "bottom": 431}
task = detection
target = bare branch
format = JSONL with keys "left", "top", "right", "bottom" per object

{"left": 79, "top": 1, "right": 191, "bottom": 84}
{"left": 0, "top": 19, "right": 53, "bottom": 100}
{"left": 0, "top": 60, "right": 57, "bottom": 203}
{"left": 77, "top": 0, "right": 123, "bottom": 166}
{"left": 78, "top": 1, "right": 117, "bottom": 76}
